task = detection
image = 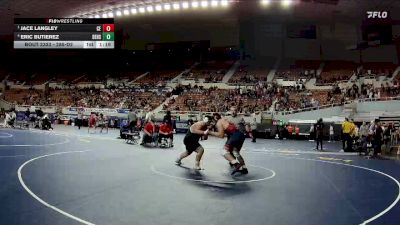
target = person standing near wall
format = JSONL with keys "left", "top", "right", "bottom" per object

{"left": 77, "top": 108, "right": 83, "bottom": 130}
{"left": 314, "top": 118, "right": 324, "bottom": 151}
{"left": 127, "top": 108, "right": 137, "bottom": 133}
{"left": 342, "top": 118, "right": 355, "bottom": 152}
{"left": 309, "top": 124, "right": 314, "bottom": 141}
{"left": 250, "top": 117, "right": 257, "bottom": 143}
{"left": 359, "top": 121, "right": 369, "bottom": 153}
{"left": 372, "top": 119, "right": 383, "bottom": 158}
{"left": 329, "top": 124, "right": 334, "bottom": 142}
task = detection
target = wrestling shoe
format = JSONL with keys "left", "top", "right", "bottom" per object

{"left": 231, "top": 163, "right": 242, "bottom": 175}
{"left": 240, "top": 168, "right": 249, "bottom": 174}
{"left": 175, "top": 159, "right": 182, "bottom": 165}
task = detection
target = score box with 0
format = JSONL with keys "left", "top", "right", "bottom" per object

{"left": 102, "top": 32, "right": 114, "bottom": 41}
{"left": 102, "top": 24, "right": 114, "bottom": 32}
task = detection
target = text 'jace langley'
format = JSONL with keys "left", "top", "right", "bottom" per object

{"left": 19, "top": 26, "right": 59, "bottom": 31}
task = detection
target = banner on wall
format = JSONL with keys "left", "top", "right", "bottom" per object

{"left": 175, "top": 121, "right": 190, "bottom": 133}
{"left": 16, "top": 105, "right": 57, "bottom": 113}
{"left": 62, "top": 107, "right": 130, "bottom": 117}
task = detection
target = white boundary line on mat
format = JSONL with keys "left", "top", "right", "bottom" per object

{"left": 248, "top": 151, "right": 400, "bottom": 225}
{"left": 0, "top": 132, "right": 13, "bottom": 138}
{"left": 151, "top": 164, "right": 276, "bottom": 184}
{"left": 17, "top": 150, "right": 96, "bottom": 225}
{"left": 0, "top": 138, "right": 70, "bottom": 147}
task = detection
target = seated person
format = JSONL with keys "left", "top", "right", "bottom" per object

{"left": 29, "top": 113, "right": 36, "bottom": 128}
{"left": 361, "top": 133, "right": 374, "bottom": 155}
{"left": 141, "top": 118, "right": 156, "bottom": 145}
{"left": 24, "top": 108, "right": 31, "bottom": 121}
{"left": 158, "top": 121, "right": 174, "bottom": 147}
{"left": 4, "top": 110, "right": 16, "bottom": 128}
{"left": 42, "top": 114, "right": 53, "bottom": 130}
{"left": 35, "top": 108, "right": 45, "bottom": 128}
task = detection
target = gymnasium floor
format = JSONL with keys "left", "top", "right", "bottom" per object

{"left": 0, "top": 126, "right": 399, "bottom": 225}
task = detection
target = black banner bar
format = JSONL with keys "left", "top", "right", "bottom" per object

{"left": 14, "top": 18, "right": 114, "bottom": 24}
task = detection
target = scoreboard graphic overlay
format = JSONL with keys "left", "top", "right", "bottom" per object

{"left": 14, "top": 18, "right": 114, "bottom": 49}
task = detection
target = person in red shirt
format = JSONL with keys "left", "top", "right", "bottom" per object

{"left": 88, "top": 112, "right": 97, "bottom": 133}
{"left": 159, "top": 121, "right": 174, "bottom": 147}
{"left": 140, "top": 117, "right": 156, "bottom": 145}
{"left": 287, "top": 124, "right": 293, "bottom": 138}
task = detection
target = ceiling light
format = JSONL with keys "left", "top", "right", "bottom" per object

{"left": 281, "top": 0, "right": 293, "bottom": 7}
{"left": 108, "top": 12, "right": 114, "bottom": 17}
{"left": 201, "top": 1, "right": 208, "bottom": 7}
{"left": 164, "top": 4, "right": 171, "bottom": 10}
{"left": 155, "top": 5, "right": 163, "bottom": 11}
{"left": 173, "top": 3, "right": 180, "bottom": 10}
{"left": 182, "top": 2, "right": 189, "bottom": 8}
{"left": 123, "top": 9, "right": 130, "bottom": 15}
{"left": 95, "top": 14, "right": 100, "bottom": 18}
{"left": 131, "top": 8, "right": 137, "bottom": 14}
{"left": 116, "top": 10, "right": 122, "bottom": 16}
{"left": 147, "top": 5, "right": 154, "bottom": 12}
{"left": 192, "top": 1, "right": 199, "bottom": 8}
{"left": 261, "top": 0, "right": 270, "bottom": 6}
{"left": 139, "top": 7, "right": 146, "bottom": 13}
{"left": 211, "top": 0, "right": 219, "bottom": 7}
{"left": 221, "top": 0, "right": 229, "bottom": 7}
{"left": 102, "top": 13, "right": 108, "bottom": 18}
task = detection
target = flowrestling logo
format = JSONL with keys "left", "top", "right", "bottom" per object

{"left": 367, "top": 11, "right": 388, "bottom": 19}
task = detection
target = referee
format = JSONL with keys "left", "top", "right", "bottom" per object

{"left": 342, "top": 118, "right": 355, "bottom": 152}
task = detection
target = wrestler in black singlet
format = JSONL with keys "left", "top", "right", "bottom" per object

{"left": 183, "top": 126, "right": 204, "bottom": 153}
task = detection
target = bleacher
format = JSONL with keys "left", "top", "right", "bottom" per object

{"left": 3, "top": 89, "right": 42, "bottom": 105}
{"left": 361, "top": 62, "right": 398, "bottom": 78}
{"left": 184, "top": 60, "right": 234, "bottom": 82}
{"left": 122, "top": 91, "right": 167, "bottom": 110}
{"left": 2, "top": 55, "right": 400, "bottom": 115}
{"left": 165, "top": 88, "right": 271, "bottom": 113}
{"left": 51, "top": 73, "right": 83, "bottom": 83}
{"left": 0, "top": 70, "right": 8, "bottom": 82}
{"left": 30, "top": 73, "right": 50, "bottom": 85}
{"left": 317, "top": 61, "right": 357, "bottom": 85}
{"left": 121, "top": 71, "right": 146, "bottom": 82}
{"left": 229, "top": 65, "right": 269, "bottom": 84}
{"left": 135, "top": 69, "right": 181, "bottom": 84}
{"left": 275, "top": 60, "right": 320, "bottom": 81}
{"left": 6, "top": 73, "right": 28, "bottom": 84}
